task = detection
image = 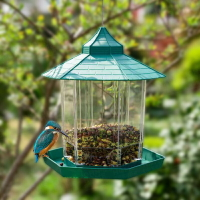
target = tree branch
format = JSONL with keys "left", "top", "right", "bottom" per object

{"left": 15, "top": 107, "right": 23, "bottom": 156}
{"left": 147, "top": 55, "right": 182, "bottom": 88}
{"left": 0, "top": 0, "right": 53, "bottom": 37}
{"left": 0, "top": 79, "right": 56, "bottom": 198}
{"left": 159, "top": 14, "right": 180, "bottom": 48}
{"left": 17, "top": 169, "right": 52, "bottom": 200}
{"left": 72, "top": 0, "right": 156, "bottom": 41}
{"left": 0, "top": 127, "right": 43, "bottom": 199}
{"left": 0, "top": 0, "right": 62, "bottom": 55}
{"left": 51, "top": 10, "right": 73, "bottom": 42}
{"left": 147, "top": 27, "right": 200, "bottom": 88}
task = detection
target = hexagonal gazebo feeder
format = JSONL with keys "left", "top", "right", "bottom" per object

{"left": 42, "top": 27, "right": 165, "bottom": 179}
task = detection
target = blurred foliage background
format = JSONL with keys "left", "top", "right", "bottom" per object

{"left": 0, "top": 0, "right": 200, "bottom": 200}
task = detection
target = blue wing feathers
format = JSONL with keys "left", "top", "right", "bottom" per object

{"left": 33, "top": 129, "right": 54, "bottom": 154}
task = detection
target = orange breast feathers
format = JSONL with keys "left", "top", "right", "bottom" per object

{"left": 39, "top": 133, "right": 59, "bottom": 156}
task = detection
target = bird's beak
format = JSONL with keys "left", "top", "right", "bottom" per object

{"left": 59, "top": 130, "right": 68, "bottom": 137}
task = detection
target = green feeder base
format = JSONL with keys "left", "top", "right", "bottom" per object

{"left": 43, "top": 147, "right": 164, "bottom": 179}
{"left": 44, "top": 148, "right": 164, "bottom": 179}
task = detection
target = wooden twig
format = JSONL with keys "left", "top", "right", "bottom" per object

{"left": 72, "top": 0, "right": 156, "bottom": 41}
{"left": 17, "top": 169, "right": 52, "bottom": 200}
{"left": 0, "top": 127, "right": 44, "bottom": 200}
{"left": 147, "top": 26, "right": 200, "bottom": 88}
{"left": 0, "top": 181, "right": 13, "bottom": 200}
{"left": 0, "top": 0, "right": 53, "bottom": 37}
{"left": 159, "top": 14, "right": 180, "bottom": 48}
{"left": 147, "top": 54, "right": 182, "bottom": 88}
{"left": 0, "top": 0, "right": 62, "bottom": 55}
{"left": 51, "top": 6, "right": 73, "bottom": 42}
{"left": 0, "top": 80, "right": 56, "bottom": 199}
{"left": 15, "top": 107, "right": 23, "bottom": 156}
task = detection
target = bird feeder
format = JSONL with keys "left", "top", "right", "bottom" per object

{"left": 42, "top": 27, "right": 165, "bottom": 179}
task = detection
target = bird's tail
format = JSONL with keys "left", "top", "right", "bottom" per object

{"left": 35, "top": 154, "right": 39, "bottom": 163}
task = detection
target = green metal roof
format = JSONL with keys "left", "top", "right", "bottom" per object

{"left": 42, "top": 27, "right": 165, "bottom": 81}
{"left": 82, "top": 27, "right": 123, "bottom": 54}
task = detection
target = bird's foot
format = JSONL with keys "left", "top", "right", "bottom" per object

{"left": 42, "top": 154, "right": 49, "bottom": 158}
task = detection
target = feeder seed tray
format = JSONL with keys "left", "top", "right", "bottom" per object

{"left": 44, "top": 147, "right": 164, "bottom": 179}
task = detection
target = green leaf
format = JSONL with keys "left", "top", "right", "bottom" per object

{"left": 25, "top": 28, "right": 33, "bottom": 35}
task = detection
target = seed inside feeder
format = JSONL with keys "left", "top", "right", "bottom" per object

{"left": 64, "top": 124, "right": 141, "bottom": 167}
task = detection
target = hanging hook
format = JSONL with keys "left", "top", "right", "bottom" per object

{"left": 102, "top": 0, "right": 104, "bottom": 27}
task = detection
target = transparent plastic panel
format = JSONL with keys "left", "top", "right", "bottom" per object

{"left": 76, "top": 81, "right": 120, "bottom": 166}
{"left": 118, "top": 81, "right": 143, "bottom": 164}
{"left": 61, "top": 80, "right": 146, "bottom": 167}
{"left": 139, "top": 80, "right": 146, "bottom": 158}
{"left": 61, "top": 80, "right": 76, "bottom": 163}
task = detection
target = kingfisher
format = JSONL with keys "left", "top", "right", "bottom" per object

{"left": 33, "top": 121, "right": 67, "bottom": 163}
